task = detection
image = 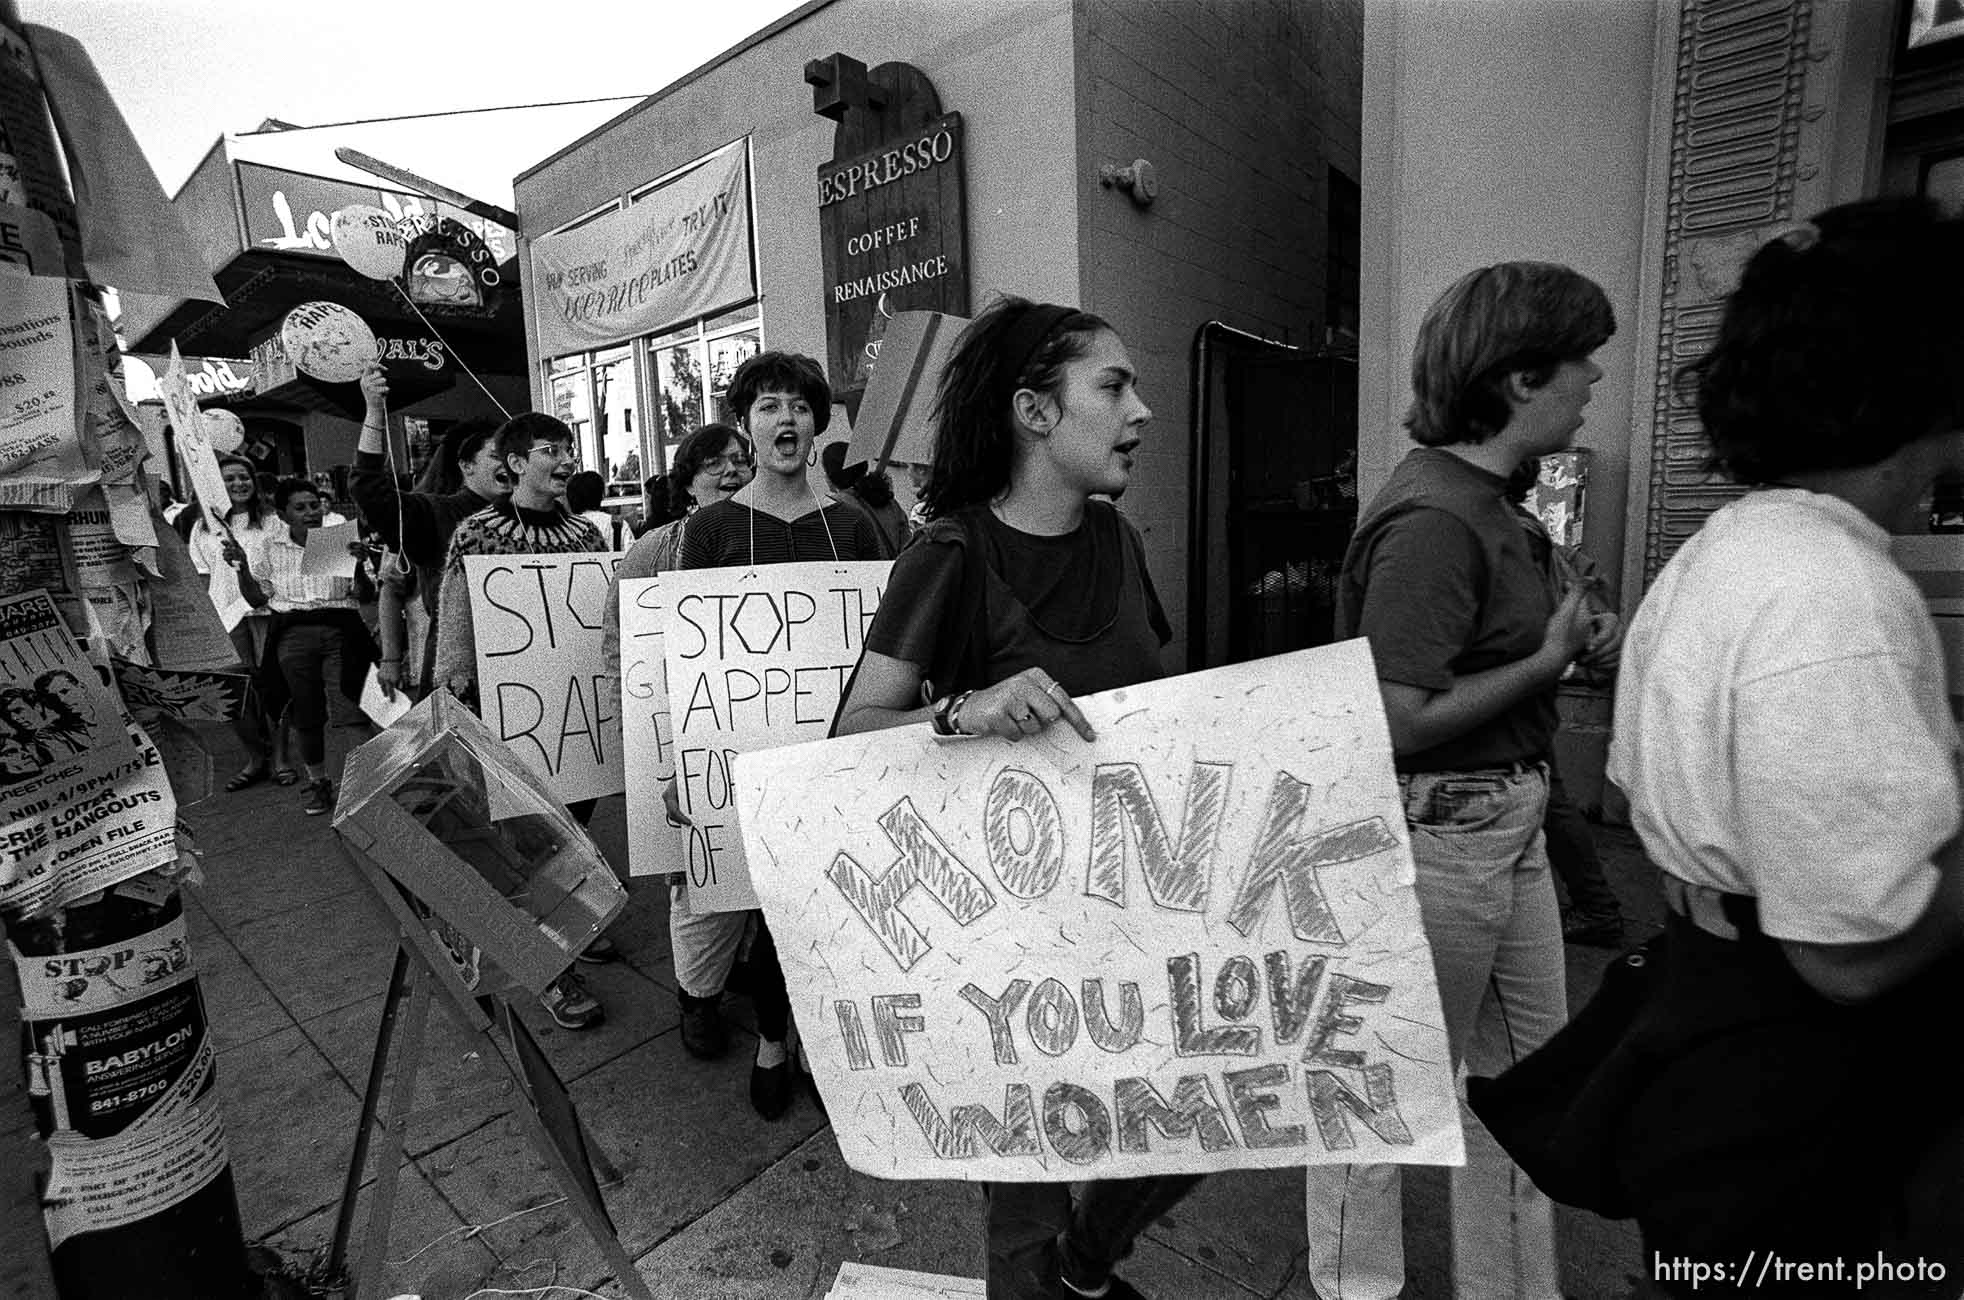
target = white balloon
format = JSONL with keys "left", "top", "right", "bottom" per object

{"left": 200, "top": 409, "right": 245, "bottom": 454}
{"left": 281, "top": 301, "right": 380, "bottom": 384}
{"left": 330, "top": 204, "right": 407, "bottom": 280}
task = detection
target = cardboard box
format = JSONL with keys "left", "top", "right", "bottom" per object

{"left": 332, "top": 691, "right": 626, "bottom": 995}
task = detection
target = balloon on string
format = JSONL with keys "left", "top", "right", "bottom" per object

{"left": 280, "top": 302, "right": 379, "bottom": 384}
{"left": 200, "top": 409, "right": 245, "bottom": 454}
{"left": 330, "top": 204, "right": 408, "bottom": 280}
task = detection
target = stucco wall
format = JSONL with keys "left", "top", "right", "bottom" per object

{"left": 514, "top": 0, "right": 1081, "bottom": 386}
{"left": 1074, "top": 0, "right": 1362, "bottom": 668}
{"left": 1358, "top": 0, "right": 1659, "bottom": 610}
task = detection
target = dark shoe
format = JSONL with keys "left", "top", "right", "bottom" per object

{"left": 224, "top": 765, "right": 268, "bottom": 793}
{"left": 1051, "top": 1238, "right": 1147, "bottom": 1300}
{"left": 541, "top": 971, "right": 604, "bottom": 1030}
{"left": 272, "top": 766, "right": 301, "bottom": 787}
{"left": 1563, "top": 916, "right": 1625, "bottom": 949}
{"left": 678, "top": 991, "right": 727, "bottom": 1059}
{"left": 575, "top": 934, "right": 620, "bottom": 964}
{"left": 302, "top": 778, "right": 335, "bottom": 817}
{"left": 751, "top": 1057, "right": 793, "bottom": 1121}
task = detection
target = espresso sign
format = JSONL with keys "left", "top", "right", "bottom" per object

{"left": 817, "top": 111, "right": 969, "bottom": 401}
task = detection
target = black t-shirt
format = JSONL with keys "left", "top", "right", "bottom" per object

{"left": 866, "top": 501, "right": 1171, "bottom": 698}
{"left": 677, "top": 498, "right": 884, "bottom": 568}
{"left": 1340, "top": 446, "right": 1558, "bottom": 772}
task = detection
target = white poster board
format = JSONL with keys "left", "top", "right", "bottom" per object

{"left": 462, "top": 553, "right": 624, "bottom": 804}
{"left": 618, "top": 575, "right": 685, "bottom": 878}
{"left": 661, "top": 560, "right": 889, "bottom": 911}
{"left": 733, "top": 640, "right": 1463, "bottom": 1182}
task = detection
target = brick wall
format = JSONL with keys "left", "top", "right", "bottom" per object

{"left": 1074, "top": 0, "right": 1362, "bottom": 670}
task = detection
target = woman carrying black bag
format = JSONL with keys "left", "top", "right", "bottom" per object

{"left": 1477, "top": 200, "right": 1964, "bottom": 1297}
{"left": 834, "top": 296, "right": 1181, "bottom": 1300}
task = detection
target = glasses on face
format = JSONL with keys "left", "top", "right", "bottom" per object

{"left": 701, "top": 453, "right": 753, "bottom": 474}
{"left": 531, "top": 443, "right": 579, "bottom": 464}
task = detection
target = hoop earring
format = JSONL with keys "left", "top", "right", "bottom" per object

{"left": 806, "top": 444, "right": 818, "bottom": 467}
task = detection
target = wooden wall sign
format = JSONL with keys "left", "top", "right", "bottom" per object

{"left": 806, "top": 53, "right": 970, "bottom": 408}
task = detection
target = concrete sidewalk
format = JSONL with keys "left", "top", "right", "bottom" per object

{"left": 5, "top": 721, "right": 1653, "bottom": 1299}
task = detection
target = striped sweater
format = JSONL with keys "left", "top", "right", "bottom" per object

{"left": 432, "top": 499, "right": 605, "bottom": 695}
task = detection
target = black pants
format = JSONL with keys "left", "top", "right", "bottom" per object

{"left": 745, "top": 913, "right": 791, "bottom": 1043}
{"left": 983, "top": 1175, "right": 1200, "bottom": 1299}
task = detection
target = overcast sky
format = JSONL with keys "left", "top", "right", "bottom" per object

{"left": 19, "top": 0, "right": 808, "bottom": 194}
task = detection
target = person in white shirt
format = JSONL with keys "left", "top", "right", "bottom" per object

{"left": 231, "top": 478, "right": 374, "bottom": 816}
{"left": 1606, "top": 198, "right": 1964, "bottom": 1292}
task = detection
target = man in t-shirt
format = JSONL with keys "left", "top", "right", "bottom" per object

{"left": 1306, "top": 262, "right": 1613, "bottom": 1299}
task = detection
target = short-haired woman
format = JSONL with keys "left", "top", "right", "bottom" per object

{"left": 1308, "top": 260, "right": 1615, "bottom": 1299}
{"left": 834, "top": 297, "right": 1181, "bottom": 1300}
{"left": 672, "top": 352, "right": 882, "bottom": 1121}
{"left": 1608, "top": 199, "right": 1964, "bottom": 1291}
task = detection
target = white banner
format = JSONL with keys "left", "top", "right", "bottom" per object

{"left": 661, "top": 561, "right": 889, "bottom": 911}
{"left": 619, "top": 575, "right": 685, "bottom": 878}
{"left": 734, "top": 640, "right": 1463, "bottom": 1182}
{"left": 463, "top": 552, "right": 624, "bottom": 804}
{"left": 530, "top": 143, "right": 754, "bottom": 358}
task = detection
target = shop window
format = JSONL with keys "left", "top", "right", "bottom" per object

{"left": 648, "top": 312, "right": 761, "bottom": 472}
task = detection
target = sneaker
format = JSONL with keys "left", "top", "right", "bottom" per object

{"left": 541, "top": 971, "right": 604, "bottom": 1030}
{"left": 302, "top": 778, "right": 335, "bottom": 817}
{"left": 575, "top": 934, "right": 620, "bottom": 965}
{"left": 678, "top": 991, "right": 727, "bottom": 1060}
{"left": 1049, "top": 1238, "right": 1147, "bottom": 1300}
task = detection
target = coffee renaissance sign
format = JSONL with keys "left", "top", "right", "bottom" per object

{"left": 815, "top": 94, "right": 969, "bottom": 402}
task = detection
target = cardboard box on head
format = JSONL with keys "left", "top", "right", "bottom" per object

{"left": 844, "top": 311, "right": 967, "bottom": 476}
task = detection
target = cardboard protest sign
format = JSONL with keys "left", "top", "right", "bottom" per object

{"left": 844, "top": 310, "right": 965, "bottom": 472}
{"left": 662, "top": 561, "right": 889, "bottom": 912}
{"left": 734, "top": 640, "right": 1462, "bottom": 1181}
{"left": 618, "top": 575, "right": 685, "bottom": 878}
{"left": 463, "top": 553, "right": 624, "bottom": 805}
{"left": 159, "top": 345, "right": 229, "bottom": 537}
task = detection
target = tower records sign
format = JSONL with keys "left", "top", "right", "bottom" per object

{"left": 817, "top": 112, "right": 969, "bottom": 402}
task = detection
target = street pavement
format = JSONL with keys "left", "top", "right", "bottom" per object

{"left": 4, "top": 721, "right": 1656, "bottom": 1299}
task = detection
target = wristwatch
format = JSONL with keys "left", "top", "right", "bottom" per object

{"left": 932, "top": 690, "right": 972, "bottom": 736}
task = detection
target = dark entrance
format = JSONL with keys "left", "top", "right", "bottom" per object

{"left": 1187, "top": 325, "right": 1357, "bottom": 671}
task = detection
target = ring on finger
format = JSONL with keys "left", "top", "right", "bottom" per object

{"left": 1042, "top": 681, "right": 1066, "bottom": 700}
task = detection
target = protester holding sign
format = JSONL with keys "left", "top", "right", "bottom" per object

{"left": 1313, "top": 263, "right": 1615, "bottom": 1300}
{"left": 188, "top": 456, "right": 290, "bottom": 792}
{"left": 226, "top": 478, "right": 377, "bottom": 817}
{"left": 432, "top": 412, "right": 613, "bottom": 1031}
{"left": 833, "top": 298, "right": 1178, "bottom": 1300}
{"left": 671, "top": 352, "right": 883, "bottom": 1118}
{"left": 1600, "top": 200, "right": 1964, "bottom": 1292}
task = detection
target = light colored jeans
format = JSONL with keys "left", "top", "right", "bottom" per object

{"left": 668, "top": 882, "right": 749, "bottom": 999}
{"left": 1305, "top": 765, "right": 1568, "bottom": 1300}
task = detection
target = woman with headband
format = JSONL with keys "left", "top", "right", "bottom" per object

{"left": 834, "top": 297, "right": 1177, "bottom": 1300}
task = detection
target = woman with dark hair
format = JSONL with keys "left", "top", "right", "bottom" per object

{"left": 672, "top": 353, "right": 883, "bottom": 1121}
{"left": 601, "top": 423, "right": 752, "bottom": 699}
{"left": 1601, "top": 199, "right": 1964, "bottom": 1292}
{"left": 190, "top": 455, "right": 293, "bottom": 790}
{"left": 819, "top": 441, "right": 909, "bottom": 558}
{"left": 833, "top": 297, "right": 1174, "bottom": 1300}
{"left": 566, "top": 469, "right": 623, "bottom": 550}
